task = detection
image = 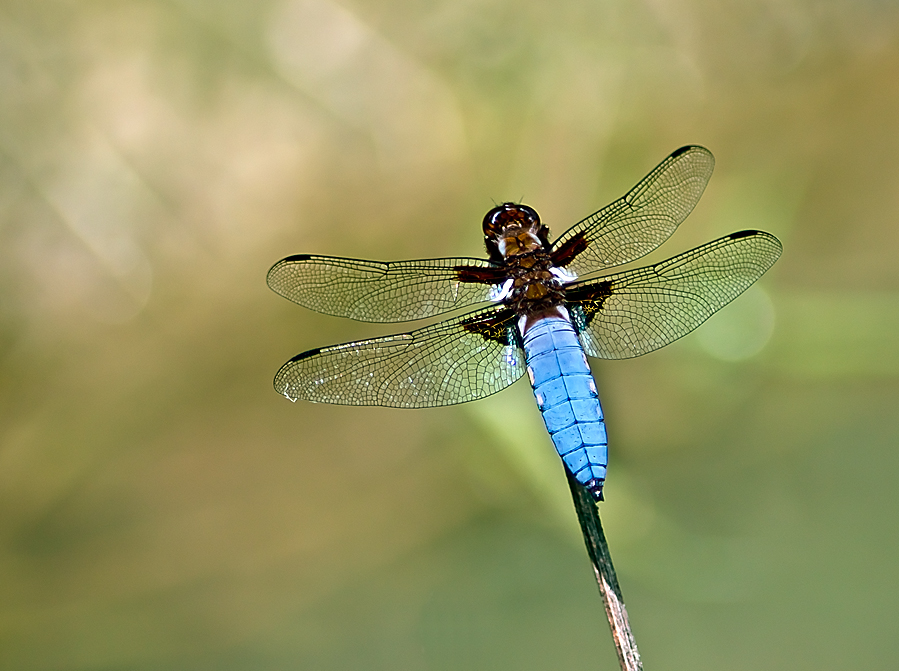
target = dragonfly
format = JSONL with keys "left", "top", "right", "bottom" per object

{"left": 267, "top": 146, "right": 782, "bottom": 501}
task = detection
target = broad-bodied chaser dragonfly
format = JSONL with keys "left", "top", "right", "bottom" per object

{"left": 268, "top": 146, "right": 782, "bottom": 500}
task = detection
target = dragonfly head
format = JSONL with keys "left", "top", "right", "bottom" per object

{"left": 482, "top": 203, "right": 551, "bottom": 263}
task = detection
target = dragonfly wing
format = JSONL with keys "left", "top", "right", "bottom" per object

{"left": 551, "top": 146, "right": 715, "bottom": 275}
{"left": 566, "top": 230, "right": 782, "bottom": 359}
{"left": 267, "top": 255, "right": 501, "bottom": 322}
{"left": 275, "top": 306, "right": 524, "bottom": 407}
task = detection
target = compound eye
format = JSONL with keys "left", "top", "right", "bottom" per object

{"left": 481, "top": 204, "right": 508, "bottom": 237}
{"left": 481, "top": 203, "right": 540, "bottom": 236}
{"left": 517, "top": 204, "right": 539, "bottom": 226}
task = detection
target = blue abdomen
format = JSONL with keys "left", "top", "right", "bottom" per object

{"left": 521, "top": 315, "right": 607, "bottom": 500}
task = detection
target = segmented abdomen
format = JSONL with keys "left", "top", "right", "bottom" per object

{"left": 521, "top": 316, "right": 607, "bottom": 500}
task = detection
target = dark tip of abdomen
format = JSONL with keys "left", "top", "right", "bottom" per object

{"left": 585, "top": 479, "right": 604, "bottom": 501}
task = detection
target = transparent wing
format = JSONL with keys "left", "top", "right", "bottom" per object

{"left": 551, "top": 146, "right": 715, "bottom": 275}
{"left": 274, "top": 306, "right": 523, "bottom": 408}
{"left": 267, "top": 255, "right": 500, "bottom": 323}
{"left": 566, "top": 230, "right": 782, "bottom": 359}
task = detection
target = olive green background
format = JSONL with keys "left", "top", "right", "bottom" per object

{"left": 1, "top": 1, "right": 898, "bottom": 669}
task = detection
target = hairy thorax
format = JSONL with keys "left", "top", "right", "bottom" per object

{"left": 505, "top": 250, "right": 566, "bottom": 316}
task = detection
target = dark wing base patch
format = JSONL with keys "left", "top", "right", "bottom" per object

{"left": 275, "top": 306, "right": 524, "bottom": 408}
{"left": 565, "top": 230, "right": 782, "bottom": 359}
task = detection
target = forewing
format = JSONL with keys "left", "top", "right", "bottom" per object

{"left": 551, "top": 146, "right": 715, "bottom": 275}
{"left": 267, "top": 255, "right": 500, "bottom": 322}
{"left": 274, "top": 306, "right": 524, "bottom": 408}
{"left": 567, "top": 230, "right": 782, "bottom": 359}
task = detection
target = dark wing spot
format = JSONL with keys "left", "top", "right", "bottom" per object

{"left": 669, "top": 145, "right": 695, "bottom": 159}
{"left": 288, "top": 347, "right": 323, "bottom": 363}
{"left": 727, "top": 229, "right": 762, "bottom": 241}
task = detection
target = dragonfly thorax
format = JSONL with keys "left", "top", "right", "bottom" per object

{"left": 504, "top": 250, "right": 567, "bottom": 316}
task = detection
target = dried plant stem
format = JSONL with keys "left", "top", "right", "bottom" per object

{"left": 566, "top": 471, "right": 643, "bottom": 671}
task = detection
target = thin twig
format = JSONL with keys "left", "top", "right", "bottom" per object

{"left": 566, "top": 471, "right": 643, "bottom": 671}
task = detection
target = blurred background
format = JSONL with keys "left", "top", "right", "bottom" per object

{"left": 1, "top": 0, "right": 898, "bottom": 669}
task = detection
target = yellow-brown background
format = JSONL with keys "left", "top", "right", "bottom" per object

{"left": 1, "top": 1, "right": 898, "bottom": 669}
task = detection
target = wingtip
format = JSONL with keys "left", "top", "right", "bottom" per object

{"left": 274, "top": 380, "right": 299, "bottom": 402}
{"left": 266, "top": 254, "right": 314, "bottom": 287}
{"left": 289, "top": 347, "right": 323, "bottom": 363}
{"left": 672, "top": 144, "right": 712, "bottom": 158}
{"left": 727, "top": 229, "right": 784, "bottom": 253}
